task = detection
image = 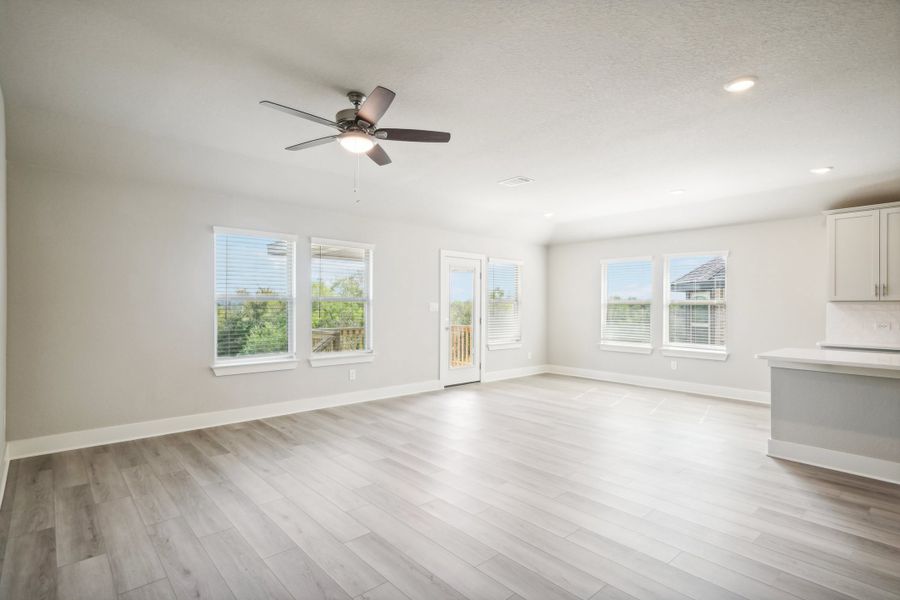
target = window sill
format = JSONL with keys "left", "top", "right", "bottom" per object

{"left": 212, "top": 357, "right": 298, "bottom": 376}
{"left": 488, "top": 342, "right": 523, "bottom": 351}
{"left": 308, "top": 352, "right": 375, "bottom": 367}
{"left": 598, "top": 342, "right": 653, "bottom": 355}
{"left": 661, "top": 346, "right": 728, "bottom": 361}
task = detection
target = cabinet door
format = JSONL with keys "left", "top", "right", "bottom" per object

{"left": 827, "top": 211, "right": 879, "bottom": 301}
{"left": 880, "top": 207, "right": 900, "bottom": 301}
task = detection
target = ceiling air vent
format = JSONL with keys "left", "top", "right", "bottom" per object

{"left": 498, "top": 176, "right": 535, "bottom": 187}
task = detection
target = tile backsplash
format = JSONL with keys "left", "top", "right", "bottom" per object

{"left": 826, "top": 302, "right": 900, "bottom": 348}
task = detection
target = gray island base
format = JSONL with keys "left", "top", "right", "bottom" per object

{"left": 758, "top": 348, "right": 900, "bottom": 484}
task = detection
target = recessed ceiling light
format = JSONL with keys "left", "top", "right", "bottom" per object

{"left": 810, "top": 166, "right": 834, "bottom": 175}
{"left": 498, "top": 176, "right": 535, "bottom": 187}
{"left": 723, "top": 76, "right": 757, "bottom": 93}
{"left": 669, "top": 189, "right": 686, "bottom": 195}
{"left": 543, "top": 212, "right": 555, "bottom": 218}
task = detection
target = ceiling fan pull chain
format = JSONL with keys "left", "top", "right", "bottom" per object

{"left": 354, "top": 153, "right": 361, "bottom": 199}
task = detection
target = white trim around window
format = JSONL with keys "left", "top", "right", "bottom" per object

{"left": 212, "top": 226, "right": 298, "bottom": 376}
{"left": 660, "top": 346, "right": 728, "bottom": 361}
{"left": 309, "top": 237, "right": 375, "bottom": 367}
{"left": 599, "top": 256, "right": 654, "bottom": 352}
{"left": 597, "top": 341, "right": 654, "bottom": 354}
{"left": 662, "top": 250, "right": 729, "bottom": 360}
{"left": 308, "top": 352, "right": 376, "bottom": 367}
{"left": 212, "top": 357, "right": 299, "bottom": 376}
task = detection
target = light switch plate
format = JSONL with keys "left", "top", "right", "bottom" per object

{"left": 429, "top": 302, "right": 439, "bottom": 312}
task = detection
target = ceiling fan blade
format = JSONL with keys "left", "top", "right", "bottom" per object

{"left": 357, "top": 86, "right": 396, "bottom": 125}
{"left": 285, "top": 135, "right": 338, "bottom": 151}
{"left": 374, "top": 128, "right": 450, "bottom": 143}
{"left": 260, "top": 100, "right": 340, "bottom": 130}
{"left": 366, "top": 144, "right": 392, "bottom": 166}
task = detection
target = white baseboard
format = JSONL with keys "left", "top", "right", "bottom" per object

{"left": 6, "top": 379, "right": 442, "bottom": 460}
{"left": 546, "top": 364, "right": 770, "bottom": 404}
{"left": 768, "top": 438, "right": 900, "bottom": 485}
{"left": 482, "top": 364, "right": 551, "bottom": 383}
{"left": 3, "top": 364, "right": 768, "bottom": 462}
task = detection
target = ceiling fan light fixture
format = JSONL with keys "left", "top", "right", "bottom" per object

{"left": 338, "top": 131, "right": 375, "bottom": 154}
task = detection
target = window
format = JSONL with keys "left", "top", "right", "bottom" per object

{"left": 487, "top": 259, "right": 522, "bottom": 349}
{"left": 664, "top": 252, "right": 727, "bottom": 357}
{"left": 213, "top": 227, "right": 296, "bottom": 374}
{"left": 310, "top": 239, "right": 373, "bottom": 365}
{"left": 601, "top": 258, "right": 653, "bottom": 351}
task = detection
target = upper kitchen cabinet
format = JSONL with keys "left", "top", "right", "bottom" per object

{"left": 880, "top": 206, "right": 900, "bottom": 301}
{"left": 826, "top": 202, "right": 900, "bottom": 301}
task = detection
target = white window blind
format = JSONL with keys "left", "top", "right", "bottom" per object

{"left": 601, "top": 259, "right": 653, "bottom": 345}
{"left": 311, "top": 239, "right": 373, "bottom": 354}
{"left": 487, "top": 260, "right": 522, "bottom": 347}
{"left": 665, "top": 253, "right": 727, "bottom": 349}
{"left": 214, "top": 228, "right": 296, "bottom": 362}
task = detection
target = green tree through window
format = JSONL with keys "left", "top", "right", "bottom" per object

{"left": 215, "top": 230, "right": 295, "bottom": 361}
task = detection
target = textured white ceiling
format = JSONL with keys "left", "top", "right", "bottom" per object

{"left": 1, "top": 0, "right": 899, "bottom": 243}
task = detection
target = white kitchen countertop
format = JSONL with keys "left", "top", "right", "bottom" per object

{"left": 757, "top": 347, "right": 900, "bottom": 372}
{"left": 817, "top": 341, "right": 900, "bottom": 352}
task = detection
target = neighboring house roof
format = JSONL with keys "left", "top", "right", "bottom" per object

{"left": 671, "top": 256, "right": 726, "bottom": 291}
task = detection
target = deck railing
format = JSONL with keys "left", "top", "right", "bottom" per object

{"left": 450, "top": 324, "right": 473, "bottom": 367}
{"left": 312, "top": 327, "right": 366, "bottom": 353}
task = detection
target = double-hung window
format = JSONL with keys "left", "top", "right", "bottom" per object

{"left": 600, "top": 258, "right": 653, "bottom": 352}
{"left": 663, "top": 252, "right": 728, "bottom": 359}
{"left": 487, "top": 259, "right": 522, "bottom": 349}
{"left": 310, "top": 239, "right": 374, "bottom": 366}
{"left": 213, "top": 227, "right": 297, "bottom": 375}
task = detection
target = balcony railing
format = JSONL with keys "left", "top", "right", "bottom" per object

{"left": 312, "top": 327, "right": 366, "bottom": 353}
{"left": 450, "top": 324, "right": 473, "bottom": 368}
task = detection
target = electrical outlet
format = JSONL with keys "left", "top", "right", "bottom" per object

{"left": 348, "top": 368, "right": 356, "bottom": 381}
{"left": 875, "top": 321, "right": 892, "bottom": 331}
{"left": 670, "top": 360, "right": 677, "bottom": 371}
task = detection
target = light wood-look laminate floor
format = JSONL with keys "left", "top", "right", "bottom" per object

{"left": 1, "top": 374, "right": 899, "bottom": 600}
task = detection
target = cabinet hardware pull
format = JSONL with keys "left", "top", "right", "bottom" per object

{"left": 884, "top": 283, "right": 888, "bottom": 296}
{"left": 876, "top": 283, "right": 879, "bottom": 297}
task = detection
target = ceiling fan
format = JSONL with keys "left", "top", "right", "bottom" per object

{"left": 260, "top": 86, "right": 450, "bottom": 166}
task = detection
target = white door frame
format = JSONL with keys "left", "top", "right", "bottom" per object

{"left": 439, "top": 250, "right": 487, "bottom": 386}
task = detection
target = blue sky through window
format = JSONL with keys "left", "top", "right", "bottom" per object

{"left": 216, "top": 233, "right": 292, "bottom": 297}
{"left": 450, "top": 270, "right": 474, "bottom": 302}
{"left": 606, "top": 260, "right": 652, "bottom": 300}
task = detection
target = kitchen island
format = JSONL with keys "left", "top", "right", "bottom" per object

{"left": 758, "top": 347, "right": 900, "bottom": 484}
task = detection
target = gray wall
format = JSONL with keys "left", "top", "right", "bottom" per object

{"left": 7, "top": 163, "right": 547, "bottom": 440}
{"left": 0, "top": 83, "right": 6, "bottom": 462}
{"left": 547, "top": 216, "right": 827, "bottom": 394}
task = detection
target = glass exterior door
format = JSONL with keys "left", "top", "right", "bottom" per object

{"left": 449, "top": 267, "right": 475, "bottom": 369}
{"left": 441, "top": 253, "right": 482, "bottom": 386}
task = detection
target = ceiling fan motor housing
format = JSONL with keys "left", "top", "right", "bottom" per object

{"left": 335, "top": 108, "right": 359, "bottom": 128}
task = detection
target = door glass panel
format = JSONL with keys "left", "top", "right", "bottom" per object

{"left": 449, "top": 268, "right": 475, "bottom": 368}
